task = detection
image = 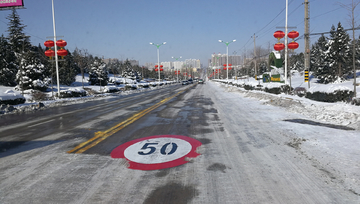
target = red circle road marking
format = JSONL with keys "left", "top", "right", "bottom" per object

{"left": 110, "top": 135, "right": 202, "bottom": 170}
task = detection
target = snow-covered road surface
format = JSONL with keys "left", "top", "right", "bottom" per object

{"left": 0, "top": 81, "right": 359, "bottom": 203}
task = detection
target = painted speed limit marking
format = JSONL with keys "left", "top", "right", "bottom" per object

{"left": 111, "top": 135, "right": 202, "bottom": 170}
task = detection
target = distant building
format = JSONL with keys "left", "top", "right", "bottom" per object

{"left": 144, "top": 58, "right": 201, "bottom": 71}
{"left": 161, "top": 61, "right": 172, "bottom": 70}
{"left": 184, "top": 59, "right": 201, "bottom": 68}
{"left": 210, "top": 53, "right": 241, "bottom": 67}
{"left": 104, "top": 58, "right": 139, "bottom": 66}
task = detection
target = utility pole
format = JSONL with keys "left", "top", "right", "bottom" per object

{"left": 252, "top": 33, "right": 258, "bottom": 80}
{"left": 304, "top": 0, "right": 310, "bottom": 88}
{"left": 351, "top": 0, "right": 358, "bottom": 98}
{"left": 285, "top": 0, "right": 289, "bottom": 85}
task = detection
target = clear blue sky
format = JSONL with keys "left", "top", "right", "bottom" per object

{"left": 0, "top": 0, "right": 358, "bottom": 66}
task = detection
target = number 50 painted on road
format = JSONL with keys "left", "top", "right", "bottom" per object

{"left": 111, "top": 135, "right": 202, "bottom": 170}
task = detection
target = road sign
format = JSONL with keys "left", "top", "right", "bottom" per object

{"left": 111, "top": 135, "right": 202, "bottom": 170}
{"left": 304, "top": 70, "right": 309, "bottom": 82}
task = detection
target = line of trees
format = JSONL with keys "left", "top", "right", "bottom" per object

{"left": 0, "top": 9, "right": 150, "bottom": 92}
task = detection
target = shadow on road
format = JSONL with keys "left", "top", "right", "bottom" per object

{"left": 284, "top": 119, "right": 355, "bottom": 131}
{"left": 0, "top": 140, "right": 63, "bottom": 158}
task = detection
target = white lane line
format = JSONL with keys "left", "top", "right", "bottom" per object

{"left": 28, "top": 119, "right": 56, "bottom": 128}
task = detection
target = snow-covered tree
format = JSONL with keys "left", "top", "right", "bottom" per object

{"left": 88, "top": 57, "right": 108, "bottom": 86}
{"left": 326, "top": 22, "right": 352, "bottom": 82}
{"left": 289, "top": 52, "right": 304, "bottom": 72}
{"left": 6, "top": 8, "right": 31, "bottom": 54}
{"left": 121, "top": 60, "right": 140, "bottom": 82}
{"left": 0, "top": 34, "right": 18, "bottom": 86}
{"left": 16, "top": 49, "right": 49, "bottom": 91}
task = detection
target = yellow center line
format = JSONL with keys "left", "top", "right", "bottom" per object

{"left": 67, "top": 86, "right": 193, "bottom": 154}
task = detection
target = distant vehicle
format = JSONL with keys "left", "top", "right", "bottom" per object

{"left": 182, "top": 80, "right": 188, "bottom": 85}
{"left": 198, "top": 79, "right": 204, "bottom": 84}
{"left": 188, "top": 79, "right": 193, "bottom": 84}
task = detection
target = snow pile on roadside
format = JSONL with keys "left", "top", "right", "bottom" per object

{"left": 222, "top": 84, "right": 360, "bottom": 130}
{"left": 0, "top": 88, "right": 24, "bottom": 101}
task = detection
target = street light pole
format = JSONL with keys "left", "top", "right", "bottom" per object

{"left": 51, "top": 0, "right": 60, "bottom": 97}
{"left": 219, "top": 39, "right": 236, "bottom": 83}
{"left": 172, "top": 56, "right": 182, "bottom": 83}
{"left": 150, "top": 42, "right": 166, "bottom": 82}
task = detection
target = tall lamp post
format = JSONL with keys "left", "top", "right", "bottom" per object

{"left": 150, "top": 42, "right": 166, "bottom": 82}
{"left": 219, "top": 39, "right": 236, "bottom": 82}
{"left": 172, "top": 56, "right": 182, "bottom": 83}
{"left": 51, "top": 0, "right": 61, "bottom": 97}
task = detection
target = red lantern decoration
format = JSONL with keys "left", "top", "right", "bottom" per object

{"left": 274, "top": 30, "right": 285, "bottom": 40}
{"left": 288, "top": 30, "right": 299, "bottom": 39}
{"left": 274, "top": 43, "right": 285, "bottom": 51}
{"left": 160, "top": 65, "right": 163, "bottom": 68}
{"left": 57, "top": 48, "right": 68, "bottom": 58}
{"left": 44, "top": 40, "right": 54, "bottom": 48}
{"left": 45, "top": 49, "right": 55, "bottom": 58}
{"left": 56, "top": 39, "right": 67, "bottom": 47}
{"left": 288, "top": 41, "right": 299, "bottom": 50}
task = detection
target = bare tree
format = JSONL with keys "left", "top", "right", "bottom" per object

{"left": 73, "top": 48, "right": 89, "bottom": 88}
{"left": 339, "top": 0, "right": 360, "bottom": 97}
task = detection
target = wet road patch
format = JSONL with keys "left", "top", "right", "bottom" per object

{"left": 284, "top": 119, "right": 355, "bottom": 130}
{"left": 143, "top": 182, "right": 198, "bottom": 204}
{"left": 207, "top": 163, "right": 227, "bottom": 173}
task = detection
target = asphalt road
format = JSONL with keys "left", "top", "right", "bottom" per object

{"left": 0, "top": 81, "right": 358, "bottom": 204}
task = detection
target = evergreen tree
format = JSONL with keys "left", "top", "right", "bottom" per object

{"left": 0, "top": 34, "right": 18, "bottom": 86}
{"left": 121, "top": 60, "right": 140, "bottom": 82}
{"left": 16, "top": 48, "right": 49, "bottom": 91}
{"left": 311, "top": 34, "right": 333, "bottom": 83}
{"left": 58, "top": 50, "right": 79, "bottom": 86}
{"left": 327, "top": 22, "right": 352, "bottom": 82}
{"left": 289, "top": 52, "right": 304, "bottom": 72}
{"left": 88, "top": 57, "right": 108, "bottom": 86}
{"left": 258, "top": 60, "right": 268, "bottom": 75}
{"left": 6, "top": 8, "right": 31, "bottom": 54}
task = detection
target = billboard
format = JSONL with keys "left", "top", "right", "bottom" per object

{"left": 0, "top": 0, "right": 24, "bottom": 9}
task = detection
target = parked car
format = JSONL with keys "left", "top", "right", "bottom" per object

{"left": 198, "top": 79, "right": 204, "bottom": 84}
{"left": 182, "top": 80, "right": 188, "bottom": 85}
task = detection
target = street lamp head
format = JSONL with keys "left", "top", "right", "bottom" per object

{"left": 233, "top": 39, "right": 236, "bottom": 42}
{"left": 218, "top": 40, "right": 222, "bottom": 42}
{"left": 149, "top": 42, "right": 153, "bottom": 45}
{"left": 163, "top": 42, "right": 167, "bottom": 45}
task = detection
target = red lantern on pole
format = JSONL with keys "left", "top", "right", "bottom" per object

{"left": 56, "top": 39, "right": 67, "bottom": 47}
{"left": 288, "top": 41, "right": 299, "bottom": 50}
{"left": 44, "top": 40, "right": 54, "bottom": 48}
{"left": 288, "top": 30, "right": 299, "bottom": 39}
{"left": 273, "top": 30, "right": 285, "bottom": 40}
{"left": 45, "top": 50, "right": 55, "bottom": 59}
{"left": 57, "top": 48, "right": 68, "bottom": 58}
{"left": 155, "top": 65, "right": 158, "bottom": 68}
{"left": 274, "top": 43, "right": 285, "bottom": 51}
